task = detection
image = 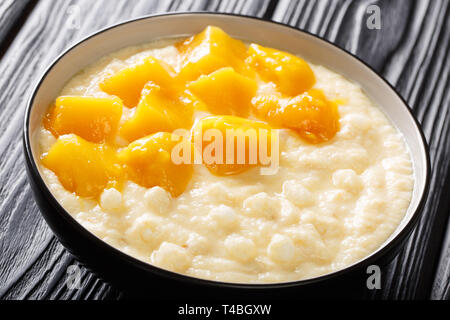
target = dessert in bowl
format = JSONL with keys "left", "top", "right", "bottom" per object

{"left": 24, "top": 13, "right": 429, "bottom": 293}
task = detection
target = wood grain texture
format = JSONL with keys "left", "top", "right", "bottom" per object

{"left": 0, "top": 0, "right": 448, "bottom": 300}
{"left": 0, "top": 0, "right": 34, "bottom": 55}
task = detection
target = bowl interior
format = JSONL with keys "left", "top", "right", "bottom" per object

{"left": 27, "top": 13, "right": 428, "bottom": 276}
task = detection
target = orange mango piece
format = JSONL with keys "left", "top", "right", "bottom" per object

{"left": 192, "top": 115, "right": 274, "bottom": 176}
{"left": 44, "top": 96, "right": 123, "bottom": 143}
{"left": 176, "top": 26, "right": 253, "bottom": 81}
{"left": 99, "top": 56, "right": 175, "bottom": 108}
{"left": 252, "top": 89, "right": 339, "bottom": 144}
{"left": 118, "top": 132, "right": 193, "bottom": 197}
{"left": 119, "top": 82, "right": 194, "bottom": 142}
{"left": 42, "top": 134, "right": 123, "bottom": 198}
{"left": 246, "top": 44, "right": 315, "bottom": 96}
{"left": 188, "top": 67, "right": 257, "bottom": 117}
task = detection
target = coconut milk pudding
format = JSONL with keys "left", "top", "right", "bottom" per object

{"left": 36, "top": 26, "right": 414, "bottom": 283}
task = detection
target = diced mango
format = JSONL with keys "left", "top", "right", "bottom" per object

{"left": 192, "top": 115, "right": 274, "bottom": 176}
{"left": 188, "top": 67, "right": 257, "bottom": 117}
{"left": 43, "top": 96, "right": 123, "bottom": 143}
{"left": 119, "top": 82, "right": 194, "bottom": 142}
{"left": 40, "top": 26, "right": 339, "bottom": 202}
{"left": 118, "top": 132, "right": 193, "bottom": 197}
{"left": 252, "top": 89, "right": 339, "bottom": 144}
{"left": 176, "top": 26, "right": 253, "bottom": 81}
{"left": 42, "top": 134, "right": 122, "bottom": 198}
{"left": 99, "top": 56, "right": 175, "bottom": 108}
{"left": 246, "top": 44, "right": 315, "bottom": 96}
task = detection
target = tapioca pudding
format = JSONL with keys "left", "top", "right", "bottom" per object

{"left": 36, "top": 26, "right": 414, "bottom": 283}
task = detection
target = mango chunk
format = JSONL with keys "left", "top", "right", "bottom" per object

{"left": 192, "top": 115, "right": 274, "bottom": 176}
{"left": 99, "top": 56, "right": 175, "bottom": 108}
{"left": 42, "top": 134, "right": 122, "bottom": 198}
{"left": 252, "top": 89, "right": 339, "bottom": 144}
{"left": 118, "top": 132, "right": 193, "bottom": 197}
{"left": 246, "top": 44, "right": 315, "bottom": 96}
{"left": 44, "top": 96, "right": 123, "bottom": 143}
{"left": 188, "top": 67, "right": 257, "bottom": 117}
{"left": 176, "top": 26, "right": 253, "bottom": 81}
{"left": 119, "top": 82, "right": 194, "bottom": 142}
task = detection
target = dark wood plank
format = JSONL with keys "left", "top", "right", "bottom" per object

{"left": 0, "top": 0, "right": 35, "bottom": 57}
{"left": 432, "top": 220, "right": 450, "bottom": 300}
{"left": 0, "top": 0, "right": 449, "bottom": 300}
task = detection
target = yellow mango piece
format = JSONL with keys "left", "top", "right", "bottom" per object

{"left": 42, "top": 134, "right": 122, "bottom": 198}
{"left": 44, "top": 96, "right": 123, "bottom": 143}
{"left": 176, "top": 26, "right": 253, "bottom": 81}
{"left": 99, "top": 56, "right": 175, "bottom": 108}
{"left": 192, "top": 115, "right": 274, "bottom": 176}
{"left": 246, "top": 44, "right": 315, "bottom": 96}
{"left": 252, "top": 89, "right": 339, "bottom": 144}
{"left": 188, "top": 67, "right": 257, "bottom": 117}
{"left": 119, "top": 82, "right": 194, "bottom": 142}
{"left": 118, "top": 132, "right": 193, "bottom": 197}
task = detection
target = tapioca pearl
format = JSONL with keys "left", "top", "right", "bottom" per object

{"left": 338, "top": 115, "right": 370, "bottom": 140}
{"left": 352, "top": 197, "right": 386, "bottom": 233}
{"left": 151, "top": 242, "right": 191, "bottom": 272}
{"left": 336, "top": 239, "right": 370, "bottom": 265}
{"left": 229, "top": 184, "right": 266, "bottom": 204}
{"left": 298, "top": 224, "right": 327, "bottom": 252}
{"left": 337, "top": 123, "right": 356, "bottom": 139}
{"left": 299, "top": 149, "right": 331, "bottom": 169}
{"left": 144, "top": 186, "right": 171, "bottom": 215}
{"left": 240, "top": 218, "right": 274, "bottom": 246}
{"left": 282, "top": 180, "right": 313, "bottom": 207}
{"left": 224, "top": 235, "right": 257, "bottom": 263}
{"left": 332, "top": 169, "right": 363, "bottom": 193}
{"left": 126, "top": 213, "right": 160, "bottom": 244}
{"left": 141, "top": 228, "right": 154, "bottom": 242}
{"left": 352, "top": 213, "right": 379, "bottom": 235}
{"left": 279, "top": 199, "right": 300, "bottom": 225}
{"left": 342, "top": 114, "right": 371, "bottom": 132}
{"left": 203, "top": 182, "right": 233, "bottom": 204}
{"left": 100, "top": 188, "right": 122, "bottom": 211}
{"left": 190, "top": 215, "right": 218, "bottom": 232}
{"left": 362, "top": 166, "right": 385, "bottom": 189}
{"left": 301, "top": 174, "right": 322, "bottom": 190}
{"left": 345, "top": 148, "right": 370, "bottom": 173}
{"left": 299, "top": 209, "right": 341, "bottom": 238}
{"left": 267, "top": 234, "right": 295, "bottom": 264}
{"left": 285, "top": 224, "right": 330, "bottom": 261}
{"left": 322, "top": 189, "right": 353, "bottom": 203}
{"left": 186, "top": 233, "right": 210, "bottom": 255}
{"left": 243, "top": 193, "right": 280, "bottom": 219}
{"left": 122, "top": 182, "right": 146, "bottom": 209}
{"left": 210, "top": 205, "right": 238, "bottom": 229}
{"left": 38, "top": 128, "right": 56, "bottom": 153}
{"left": 59, "top": 195, "right": 82, "bottom": 214}
{"left": 313, "top": 147, "right": 369, "bottom": 173}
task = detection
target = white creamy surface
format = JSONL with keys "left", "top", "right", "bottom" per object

{"left": 37, "top": 39, "right": 414, "bottom": 283}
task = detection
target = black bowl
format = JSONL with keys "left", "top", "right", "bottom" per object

{"left": 23, "top": 13, "right": 430, "bottom": 299}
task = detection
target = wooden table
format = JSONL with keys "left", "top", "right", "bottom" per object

{"left": 0, "top": 0, "right": 449, "bottom": 300}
